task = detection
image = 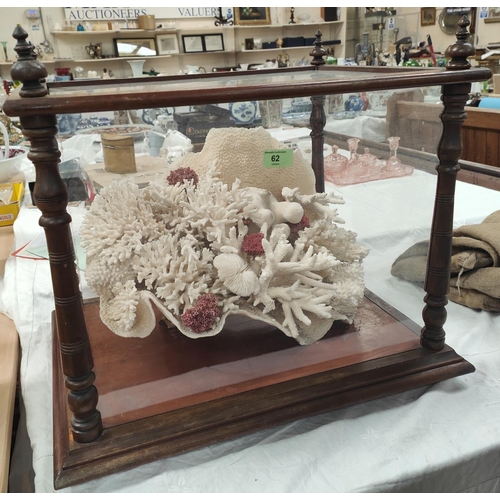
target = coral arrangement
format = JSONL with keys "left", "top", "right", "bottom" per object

{"left": 173, "top": 126, "right": 317, "bottom": 200}
{"left": 81, "top": 128, "right": 368, "bottom": 345}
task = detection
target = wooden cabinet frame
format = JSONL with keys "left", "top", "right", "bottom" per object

{"left": 3, "top": 20, "right": 491, "bottom": 489}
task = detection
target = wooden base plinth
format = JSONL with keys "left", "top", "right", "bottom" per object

{"left": 53, "top": 290, "right": 474, "bottom": 489}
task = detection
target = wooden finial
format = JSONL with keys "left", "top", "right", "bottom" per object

{"left": 10, "top": 24, "right": 48, "bottom": 97}
{"left": 445, "top": 15, "right": 476, "bottom": 70}
{"left": 309, "top": 30, "right": 326, "bottom": 67}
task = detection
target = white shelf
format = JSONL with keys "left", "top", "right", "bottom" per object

{"left": 49, "top": 21, "right": 342, "bottom": 36}
{"left": 50, "top": 29, "right": 177, "bottom": 36}
{"left": 238, "top": 46, "right": 329, "bottom": 54}
{"left": 180, "top": 51, "right": 231, "bottom": 56}
{"left": 0, "top": 55, "right": 173, "bottom": 67}
{"left": 71, "top": 55, "right": 173, "bottom": 63}
{"left": 1, "top": 60, "right": 57, "bottom": 66}
{"left": 234, "top": 21, "right": 343, "bottom": 29}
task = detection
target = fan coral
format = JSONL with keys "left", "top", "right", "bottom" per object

{"left": 81, "top": 128, "right": 368, "bottom": 345}
{"left": 213, "top": 253, "right": 260, "bottom": 297}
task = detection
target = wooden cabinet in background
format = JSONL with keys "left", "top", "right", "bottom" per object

{"left": 387, "top": 98, "right": 500, "bottom": 168}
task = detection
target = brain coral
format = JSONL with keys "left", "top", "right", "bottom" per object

{"left": 173, "top": 127, "right": 316, "bottom": 200}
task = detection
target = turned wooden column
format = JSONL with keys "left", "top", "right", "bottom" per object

{"left": 309, "top": 30, "right": 326, "bottom": 193}
{"left": 421, "top": 16, "right": 475, "bottom": 351}
{"left": 10, "top": 26, "right": 102, "bottom": 442}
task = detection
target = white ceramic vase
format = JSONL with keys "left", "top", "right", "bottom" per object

{"left": 127, "top": 59, "right": 146, "bottom": 78}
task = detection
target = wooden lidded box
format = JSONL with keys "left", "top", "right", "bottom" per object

{"left": 101, "top": 133, "right": 136, "bottom": 173}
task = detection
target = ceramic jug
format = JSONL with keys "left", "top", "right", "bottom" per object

{"left": 368, "top": 91, "right": 390, "bottom": 111}
{"left": 345, "top": 95, "right": 364, "bottom": 112}
{"left": 85, "top": 43, "right": 99, "bottom": 59}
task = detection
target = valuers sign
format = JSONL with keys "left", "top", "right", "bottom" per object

{"left": 64, "top": 7, "right": 220, "bottom": 21}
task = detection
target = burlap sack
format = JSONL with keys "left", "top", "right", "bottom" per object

{"left": 391, "top": 210, "right": 500, "bottom": 312}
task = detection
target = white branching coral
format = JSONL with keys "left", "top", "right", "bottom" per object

{"left": 81, "top": 128, "right": 368, "bottom": 344}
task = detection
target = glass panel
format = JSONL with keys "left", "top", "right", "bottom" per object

{"left": 47, "top": 67, "right": 446, "bottom": 98}
{"left": 62, "top": 82, "right": 499, "bottom": 428}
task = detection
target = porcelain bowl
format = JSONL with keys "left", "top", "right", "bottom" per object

{"left": 0, "top": 146, "right": 29, "bottom": 182}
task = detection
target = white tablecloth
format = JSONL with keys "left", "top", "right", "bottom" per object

{"left": 2, "top": 168, "right": 500, "bottom": 493}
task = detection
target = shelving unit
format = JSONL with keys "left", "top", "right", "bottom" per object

{"left": 0, "top": 17, "right": 346, "bottom": 79}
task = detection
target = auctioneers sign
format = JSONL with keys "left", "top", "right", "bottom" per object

{"left": 64, "top": 7, "right": 220, "bottom": 21}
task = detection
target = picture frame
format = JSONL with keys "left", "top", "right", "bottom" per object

{"left": 182, "top": 35, "right": 204, "bottom": 54}
{"left": 204, "top": 34, "right": 224, "bottom": 52}
{"left": 156, "top": 33, "right": 179, "bottom": 55}
{"left": 438, "top": 7, "right": 476, "bottom": 35}
{"left": 234, "top": 7, "right": 271, "bottom": 26}
{"left": 113, "top": 38, "right": 157, "bottom": 57}
{"left": 420, "top": 7, "right": 436, "bottom": 27}
{"left": 485, "top": 7, "right": 500, "bottom": 23}
{"left": 244, "top": 38, "right": 254, "bottom": 51}
{"left": 181, "top": 34, "right": 225, "bottom": 54}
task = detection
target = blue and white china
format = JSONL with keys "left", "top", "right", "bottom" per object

{"left": 345, "top": 95, "right": 364, "bottom": 112}
{"left": 229, "top": 101, "right": 257, "bottom": 124}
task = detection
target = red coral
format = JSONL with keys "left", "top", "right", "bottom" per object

{"left": 241, "top": 232, "right": 265, "bottom": 256}
{"left": 181, "top": 294, "right": 220, "bottom": 333}
{"left": 288, "top": 214, "right": 310, "bottom": 234}
{"left": 196, "top": 293, "right": 219, "bottom": 308}
{"left": 167, "top": 167, "right": 198, "bottom": 186}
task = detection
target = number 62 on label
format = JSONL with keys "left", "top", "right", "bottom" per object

{"left": 263, "top": 149, "right": 293, "bottom": 168}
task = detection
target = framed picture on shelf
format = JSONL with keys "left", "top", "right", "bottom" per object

{"left": 234, "top": 7, "right": 271, "bottom": 26}
{"left": 420, "top": 7, "right": 436, "bottom": 26}
{"left": 244, "top": 38, "right": 254, "bottom": 51}
{"left": 204, "top": 34, "right": 224, "bottom": 52}
{"left": 485, "top": 7, "right": 500, "bottom": 23}
{"left": 113, "top": 38, "right": 157, "bottom": 57}
{"left": 156, "top": 34, "right": 179, "bottom": 55}
{"left": 182, "top": 35, "right": 204, "bottom": 53}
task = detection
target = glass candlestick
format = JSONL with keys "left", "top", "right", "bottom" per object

{"left": 385, "top": 136, "right": 404, "bottom": 172}
{"left": 347, "top": 137, "right": 360, "bottom": 164}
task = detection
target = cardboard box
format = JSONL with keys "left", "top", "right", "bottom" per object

{"left": 0, "top": 182, "right": 24, "bottom": 227}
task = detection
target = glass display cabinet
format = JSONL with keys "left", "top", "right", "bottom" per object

{"left": 3, "top": 20, "right": 492, "bottom": 489}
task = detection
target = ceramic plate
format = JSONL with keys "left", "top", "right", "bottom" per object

{"left": 363, "top": 110, "right": 387, "bottom": 118}
{"left": 332, "top": 111, "right": 360, "bottom": 120}
{"left": 281, "top": 112, "right": 310, "bottom": 126}
{"left": 76, "top": 124, "right": 152, "bottom": 139}
{"left": 229, "top": 101, "right": 257, "bottom": 124}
